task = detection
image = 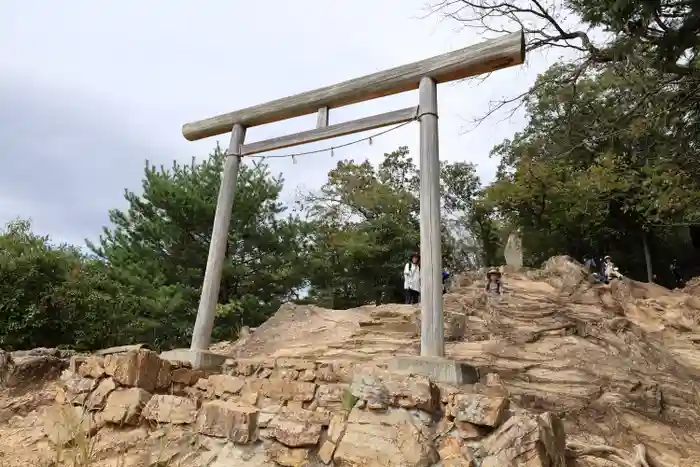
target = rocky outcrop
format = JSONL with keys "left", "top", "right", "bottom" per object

{"left": 210, "top": 257, "right": 700, "bottom": 466}
{"left": 1, "top": 257, "right": 699, "bottom": 466}
{"left": 0, "top": 347, "right": 74, "bottom": 389}
{"left": 29, "top": 348, "right": 574, "bottom": 466}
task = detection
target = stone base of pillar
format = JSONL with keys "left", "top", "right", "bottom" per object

{"left": 388, "top": 355, "right": 478, "bottom": 385}
{"left": 159, "top": 348, "right": 228, "bottom": 371}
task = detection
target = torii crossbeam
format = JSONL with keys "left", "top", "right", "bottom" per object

{"left": 173, "top": 32, "right": 525, "bottom": 376}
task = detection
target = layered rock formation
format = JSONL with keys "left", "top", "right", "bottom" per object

{"left": 0, "top": 256, "right": 699, "bottom": 466}
{"left": 2, "top": 348, "right": 570, "bottom": 466}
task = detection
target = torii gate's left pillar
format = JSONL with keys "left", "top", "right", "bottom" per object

{"left": 161, "top": 124, "right": 246, "bottom": 369}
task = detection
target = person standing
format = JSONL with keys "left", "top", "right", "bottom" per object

{"left": 670, "top": 259, "right": 684, "bottom": 287}
{"left": 403, "top": 253, "right": 420, "bottom": 304}
{"left": 442, "top": 270, "right": 450, "bottom": 294}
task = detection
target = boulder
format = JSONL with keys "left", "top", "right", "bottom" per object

{"left": 209, "top": 442, "right": 274, "bottom": 467}
{"left": 86, "top": 377, "right": 117, "bottom": 410}
{"left": 438, "top": 435, "right": 477, "bottom": 467}
{"left": 315, "top": 383, "right": 348, "bottom": 409}
{"left": 270, "top": 418, "right": 323, "bottom": 447}
{"left": 171, "top": 367, "right": 206, "bottom": 385}
{"left": 266, "top": 443, "right": 312, "bottom": 466}
{"left": 142, "top": 394, "right": 197, "bottom": 424}
{"left": 334, "top": 408, "right": 435, "bottom": 467}
{"left": 156, "top": 359, "right": 172, "bottom": 390}
{"left": 397, "top": 416, "right": 440, "bottom": 467}
{"left": 57, "top": 370, "right": 97, "bottom": 406}
{"left": 77, "top": 355, "right": 106, "bottom": 379}
{"left": 101, "top": 388, "right": 152, "bottom": 425}
{"left": 350, "top": 371, "right": 438, "bottom": 412}
{"left": 2, "top": 352, "right": 67, "bottom": 388}
{"left": 104, "top": 349, "right": 163, "bottom": 392}
{"left": 479, "top": 412, "right": 566, "bottom": 467}
{"left": 208, "top": 374, "right": 245, "bottom": 396}
{"left": 247, "top": 379, "right": 317, "bottom": 402}
{"left": 450, "top": 393, "right": 509, "bottom": 427}
{"left": 196, "top": 400, "right": 258, "bottom": 443}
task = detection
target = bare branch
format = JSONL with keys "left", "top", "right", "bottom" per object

{"left": 428, "top": 0, "right": 602, "bottom": 56}
{"left": 426, "top": 0, "right": 700, "bottom": 126}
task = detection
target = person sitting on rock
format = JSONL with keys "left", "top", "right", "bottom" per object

{"left": 403, "top": 253, "right": 420, "bottom": 304}
{"left": 601, "top": 256, "right": 612, "bottom": 283}
{"left": 610, "top": 266, "right": 623, "bottom": 280}
{"left": 485, "top": 268, "right": 502, "bottom": 294}
{"left": 603, "top": 256, "right": 623, "bottom": 283}
{"left": 585, "top": 255, "right": 604, "bottom": 283}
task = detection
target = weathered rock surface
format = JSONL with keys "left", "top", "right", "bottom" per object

{"left": 142, "top": 394, "right": 198, "bottom": 424}
{"left": 44, "top": 404, "right": 103, "bottom": 446}
{"left": 101, "top": 388, "right": 152, "bottom": 425}
{"left": 104, "top": 349, "right": 162, "bottom": 391}
{"left": 196, "top": 400, "right": 258, "bottom": 443}
{"left": 0, "top": 349, "right": 70, "bottom": 389}
{"left": 0, "top": 256, "right": 699, "bottom": 466}
{"left": 479, "top": 412, "right": 566, "bottom": 467}
{"left": 450, "top": 393, "right": 508, "bottom": 427}
{"left": 213, "top": 256, "right": 700, "bottom": 466}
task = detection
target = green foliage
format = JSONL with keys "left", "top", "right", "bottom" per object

{"left": 0, "top": 219, "right": 140, "bottom": 350}
{"left": 302, "top": 147, "right": 483, "bottom": 308}
{"left": 341, "top": 388, "right": 359, "bottom": 412}
{"left": 0, "top": 145, "right": 486, "bottom": 349}
{"left": 88, "top": 145, "right": 308, "bottom": 348}
{"left": 465, "top": 200, "right": 505, "bottom": 268}
{"left": 485, "top": 63, "right": 700, "bottom": 278}
{"left": 0, "top": 219, "right": 83, "bottom": 349}
{"left": 302, "top": 148, "right": 420, "bottom": 307}
{"left": 0, "top": 145, "right": 314, "bottom": 351}
{"left": 430, "top": 0, "right": 700, "bottom": 278}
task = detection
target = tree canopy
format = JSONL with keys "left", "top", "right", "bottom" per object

{"left": 429, "top": 0, "right": 700, "bottom": 279}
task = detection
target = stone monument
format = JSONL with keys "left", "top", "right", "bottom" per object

{"left": 504, "top": 231, "right": 524, "bottom": 271}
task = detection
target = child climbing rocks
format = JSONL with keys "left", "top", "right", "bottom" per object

{"left": 485, "top": 268, "right": 503, "bottom": 295}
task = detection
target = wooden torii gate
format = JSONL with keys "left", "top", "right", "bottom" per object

{"left": 176, "top": 32, "right": 525, "bottom": 377}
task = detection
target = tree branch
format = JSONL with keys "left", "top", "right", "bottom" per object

{"left": 427, "top": 0, "right": 700, "bottom": 125}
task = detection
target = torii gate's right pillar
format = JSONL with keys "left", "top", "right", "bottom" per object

{"left": 417, "top": 76, "right": 444, "bottom": 358}
{"left": 388, "top": 78, "right": 480, "bottom": 385}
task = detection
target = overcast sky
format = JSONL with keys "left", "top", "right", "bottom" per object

{"left": 0, "top": 0, "right": 561, "bottom": 247}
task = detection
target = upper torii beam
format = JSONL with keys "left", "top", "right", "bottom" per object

{"left": 175, "top": 32, "right": 525, "bottom": 372}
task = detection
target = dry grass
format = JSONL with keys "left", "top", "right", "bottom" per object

{"left": 48, "top": 405, "right": 98, "bottom": 466}
{"left": 47, "top": 402, "right": 197, "bottom": 467}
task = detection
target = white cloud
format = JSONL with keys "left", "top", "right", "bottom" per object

{"left": 0, "top": 0, "right": 563, "bottom": 245}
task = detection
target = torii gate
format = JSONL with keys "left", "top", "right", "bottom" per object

{"left": 174, "top": 32, "right": 525, "bottom": 379}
